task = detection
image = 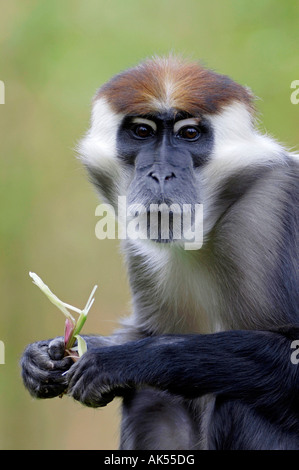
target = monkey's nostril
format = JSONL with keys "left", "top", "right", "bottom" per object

{"left": 148, "top": 171, "right": 160, "bottom": 183}
{"left": 165, "top": 172, "right": 176, "bottom": 181}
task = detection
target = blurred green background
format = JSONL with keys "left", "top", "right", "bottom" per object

{"left": 0, "top": 0, "right": 298, "bottom": 450}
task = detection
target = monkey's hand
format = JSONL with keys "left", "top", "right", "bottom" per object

{"left": 67, "top": 347, "right": 129, "bottom": 407}
{"left": 21, "top": 335, "right": 118, "bottom": 400}
{"left": 20, "top": 337, "right": 74, "bottom": 399}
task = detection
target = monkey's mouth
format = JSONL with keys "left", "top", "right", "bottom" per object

{"left": 146, "top": 210, "right": 179, "bottom": 243}
{"left": 123, "top": 197, "right": 202, "bottom": 247}
{"left": 126, "top": 207, "right": 199, "bottom": 244}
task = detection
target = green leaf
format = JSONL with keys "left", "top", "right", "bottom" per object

{"left": 75, "top": 335, "right": 87, "bottom": 357}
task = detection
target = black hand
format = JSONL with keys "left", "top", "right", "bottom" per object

{"left": 67, "top": 348, "right": 123, "bottom": 407}
{"left": 20, "top": 337, "right": 73, "bottom": 398}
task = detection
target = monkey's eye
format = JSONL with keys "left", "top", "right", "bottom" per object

{"left": 177, "top": 126, "right": 201, "bottom": 141}
{"left": 132, "top": 124, "right": 155, "bottom": 139}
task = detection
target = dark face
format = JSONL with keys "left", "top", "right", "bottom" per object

{"left": 117, "top": 110, "right": 214, "bottom": 242}
{"left": 117, "top": 111, "right": 213, "bottom": 204}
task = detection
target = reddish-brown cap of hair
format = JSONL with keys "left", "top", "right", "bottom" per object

{"left": 95, "top": 55, "right": 254, "bottom": 116}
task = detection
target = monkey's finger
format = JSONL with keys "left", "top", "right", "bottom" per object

{"left": 21, "top": 342, "right": 55, "bottom": 370}
{"left": 22, "top": 341, "right": 72, "bottom": 371}
{"left": 68, "top": 373, "right": 114, "bottom": 408}
{"left": 48, "top": 337, "right": 66, "bottom": 361}
{"left": 21, "top": 358, "right": 69, "bottom": 397}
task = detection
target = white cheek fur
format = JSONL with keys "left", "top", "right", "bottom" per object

{"left": 77, "top": 97, "right": 134, "bottom": 208}
{"left": 77, "top": 97, "right": 124, "bottom": 170}
{"left": 208, "top": 101, "right": 286, "bottom": 167}
{"left": 200, "top": 101, "right": 290, "bottom": 237}
{"left": 202, "top": 101, "right": 289, "bottom": 194}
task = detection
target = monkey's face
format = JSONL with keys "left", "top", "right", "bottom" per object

{"left": 115, "top": 111, "right": 215, "bottom": 243}
{"left": 117, "top": 111, "right": 213, "bottom": 207}
{"left": 78, "top": 55, "right": 259, "bottom": 244}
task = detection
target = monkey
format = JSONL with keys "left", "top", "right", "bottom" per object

{"left": 21, "top": 55, "right": 299, "bottom": 450}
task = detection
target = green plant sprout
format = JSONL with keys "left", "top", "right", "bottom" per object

{"left": 29, "top": 272, "right": 97, "bottom": 360}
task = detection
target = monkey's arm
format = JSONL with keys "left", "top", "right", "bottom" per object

{"left": 67, "top": 327, "right": 299, "bottom": 409}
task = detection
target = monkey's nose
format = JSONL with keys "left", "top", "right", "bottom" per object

{"left": 147, "top": 170, "right": 176, "bottom": 185}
